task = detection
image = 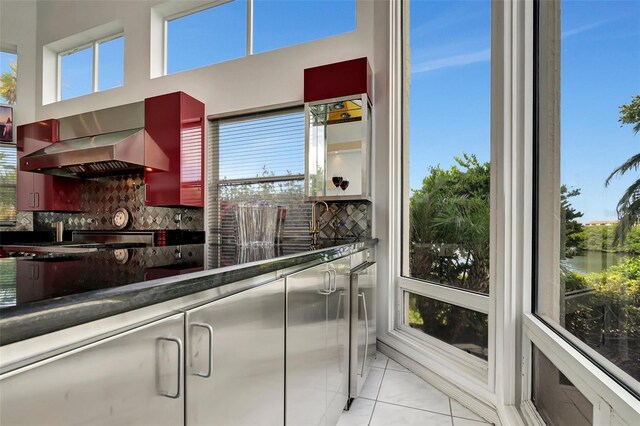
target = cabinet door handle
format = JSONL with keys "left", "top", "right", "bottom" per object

{"left": 156, "top": 337, "right": 182, "bottom": 399}
{"left": 34, "top": 192, "right": 39, "bottom": 208}
{"left": 189, "top": 322, "right": 214, "bottom": 378}
{"left": 328, "top": 269, "right": 337, "bottom": 292}
{"left": 319, "top": 270, "right": 331, "bottom": 295}
{"left": 358, "top": 292, "right": 369, "bottom": 376}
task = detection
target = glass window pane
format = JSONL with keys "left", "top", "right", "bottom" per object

{"left": 98, "top": 36, "right": 124, "bottom": 91}
{"left": 60, "top": 46, "right": 93, "bottom": 100}
{"left": 405, "top": 292, "right": 488, "bottom": 360}
{"left": 253, "top": 0, "right": 356, "bottom": 54}
{"left": 0, "top": 144, "right": 17, "bottom": 223}
{"left": 217, "top": 110, "right": 305, "bottom": 180}
{"left": 0, "top": 51, "right": 17, "bottom": 104}
{"left": 405, "top": 0, "right": 491, "bottom": 294}
{"left": 536, "top": 0, "right": 640, "bottom": 384}
{"left": 532, "top": 345, "right": 593, "bottom": 426}
{"left": 166, "top": 0, "right": 246, "bottom": 75}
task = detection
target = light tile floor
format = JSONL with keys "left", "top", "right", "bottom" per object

{"left": 338, "top": 353, "right": 491, "bottom": 426}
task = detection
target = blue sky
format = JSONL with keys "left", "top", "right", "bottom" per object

{"left": 167, "top": 0, "right": 355, "bottom": 74}
{"left": 409, "top": 0, "right": 640, "bottom": 223}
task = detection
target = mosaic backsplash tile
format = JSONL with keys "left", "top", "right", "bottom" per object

{"left": 34, "top": 174, "right": 204, "bottom": 231}
{"left": 317, "top": 201, "right": 372, "bottom": 242}
{"left": 2, "top": 212, "right": 34, "bottom": 231}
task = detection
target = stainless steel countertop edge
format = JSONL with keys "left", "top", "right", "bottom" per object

{"left": 0, "top": 239, "right": 377, "bottom": 358}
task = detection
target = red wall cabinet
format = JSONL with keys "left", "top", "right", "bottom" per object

{"left": 303, "top": 57, "right": 373, "bottom": 103}
{"left": 144, "top": 92, "right": 205, "bottom": 207}
{"left": 16, "top": 120, "right": 82, "bottom": 212}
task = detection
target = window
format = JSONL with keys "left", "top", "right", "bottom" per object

{"left": 162, "top": 0, "right": 356, "bottom": 75}
{"left": 253, "top": 0, "right": 355, "bottom": 54}
{"left": 59, "top": 35, "right": 124, "bottom": 100}
{"left": 0, "top": 51, "right": 17, "bottom": 104}
{"left": 535, "top": 0, "right": 640, "bottom": 394}
{"left": 0, "top": 144, "right": 16, "bottom": 224}
{"left": 166, "top": 0, "right": 246, "bottom": 75}
{"left": 532, "top": 345, "right": 593, "bottom": 426}
{"left": 208, "top": 108, "right": 311, "bottom": 266}
{"left": 400, "top": 0, "right": 492, "bottom": 364}
{"left": 1, "top": 50, "right": 17, "bottom": 225}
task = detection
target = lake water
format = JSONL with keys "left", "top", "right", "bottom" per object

{"left": 565, "top": 251, "right": 625, "bottom": 274}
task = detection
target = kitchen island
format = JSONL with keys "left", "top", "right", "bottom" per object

{"left": 0, "top": 239, "right": 377, "bottom": 426}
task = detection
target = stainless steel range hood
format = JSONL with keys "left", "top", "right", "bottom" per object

{"left": 20, "top": 102, "right": 169, "bottom": 178}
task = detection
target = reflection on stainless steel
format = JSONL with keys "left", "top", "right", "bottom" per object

{"left": 0, "top": 314, "right": 185, "bottom": 425}
{"left": 286, "top": 257, "right": 350, "bottom": 426}
{"left": 186, "top": 279, "right": 285, "bottom": 425}
{"left": 349, "top": 260, "right": 377, "bottom": 401}
{"left": 58, "top": 102, "right": 144, "bottom": 141}
{"left": 72, "top": 230, "right": 154, "bottom": 245}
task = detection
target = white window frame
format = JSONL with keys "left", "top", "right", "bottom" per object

{"left": 387, "top": 0, "right": 640, "bottom": 423}
{"left": 162, "top": 0, "right": 245, "bottom": 76}
{"left": 521, "top": 0, "right": 640, "bottom": 424}
{"left": 392, "top": 0, "right": 497, "bottom": 400}
{"left": 159, "top": 0, "right": 357, "bottom": 76}
{"left": 57, "top": 33, "right": 124, "bottom": 102}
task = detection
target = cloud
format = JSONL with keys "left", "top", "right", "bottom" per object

{"left": 561, "top": 19, "right": 614, "bottom": 39}
{"left": 411, "top": 48, "right": 490, "bottom": 74}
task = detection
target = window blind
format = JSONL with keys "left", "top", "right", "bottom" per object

{"left": 0, "top": 144, "right": 17, "bottom": 224}
{"left": 208, "top": 107, "right": 311, "bottom": 264}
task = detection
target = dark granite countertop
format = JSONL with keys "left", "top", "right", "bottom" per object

{"left": 0, "top": 239, "right": 377, "bottom": 346}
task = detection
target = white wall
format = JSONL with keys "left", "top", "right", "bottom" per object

{"left": 12, "top": 0, "right": 376, "bottom": 122}
{"left": 0, "top": 0, "right": 37, "bottom": 124}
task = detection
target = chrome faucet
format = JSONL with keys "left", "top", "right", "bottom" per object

{"left": 310, "top": 201, "right": 329, "bottom": 248}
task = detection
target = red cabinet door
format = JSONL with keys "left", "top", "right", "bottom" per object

{"left": 144, "top": 92, "right": 204, "bottom": 207}
{"left": 16, "top": 120, "right": 82, "bottom": 212}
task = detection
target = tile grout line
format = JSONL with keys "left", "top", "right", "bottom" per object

{"left": 367, "top": 357, "right": 389, "bottom": 425}
{"left": 371, "top": 399, "right": 453, "bottom": 419}
{"left": 449, "top": 398, "right": 455, "bottom": 426}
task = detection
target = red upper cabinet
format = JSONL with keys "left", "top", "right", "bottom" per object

{"left": 303, "top": 57, "right": 373, "bottom": 103}
{"left": 144, "top": 92, "right": 205, "bottom": 207}
{"left": 16, "top": 120, "right": 82, "bottom": 212}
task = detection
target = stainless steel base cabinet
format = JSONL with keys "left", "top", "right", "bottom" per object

{"left": 186, "top": 278, "right": 285, "bottom": 426}
{"left": 0, "top": 314, "right": 185, "bottom": 426}
{"left": 286, "top": 257, "right": 350, "bottom": 426}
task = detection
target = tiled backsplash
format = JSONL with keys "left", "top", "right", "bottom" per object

{"left": 34, "top": 174, "right": 204, "bottom": 231}
{"left": 317, "top": 201, "right": 372, "bottom": 241}
{"left": 3, "top": 212, "right": 35, "bottom": 231}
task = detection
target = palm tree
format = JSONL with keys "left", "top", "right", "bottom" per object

{"left": 605, "top": 95, "right": 640, "bottom": 243}
{"left": 0, "top": 62, "right": 17, "bottom": 105}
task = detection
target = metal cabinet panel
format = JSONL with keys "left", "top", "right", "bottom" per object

{"left": 286, "top": 258, "right": 350, "bottom": 426}
{"left": 350, "top": 262, "right": 377, "bottom": 398}
{"left": 286, "top": 265, "right": 329, "bottom": 426}
{"left": 0, "top": 314, "right": 184, "bottom": 426}
{"left": 186, "top": 279, "right": 285, "bottom": 426}
{"left": 326, "top": 257, "right": 351, "bottom": 426}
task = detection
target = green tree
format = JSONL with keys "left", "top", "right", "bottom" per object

{"left": 0, "top": 62, "right": 16, "bottom": 104}
{"left": 409, "top": 153, "right": 490, "bottom": 293}
{"left": 605, "top": 95, "right": 640, "bottom": 244}
{"left": 561, "top": 185, "right": 585, "bottom": 257}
